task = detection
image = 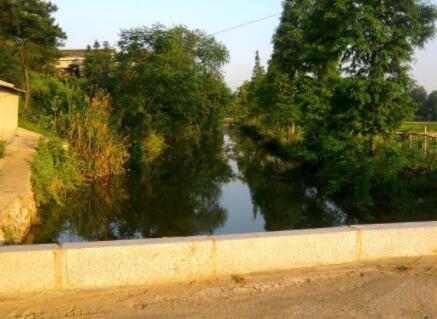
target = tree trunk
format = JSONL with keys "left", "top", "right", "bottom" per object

{"left": 19, "top": 44, "right": 31, "bottom": 110}
{"left": 23, "top": 64, "right": 31, "bottom": 110}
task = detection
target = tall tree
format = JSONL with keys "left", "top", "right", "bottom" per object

{"left": 251, "top": 51, "right": 265, "bottom": 83}
{"left": 112, "top": 25, "right": 231, "bottom": 145}
{"left": 412, "top": 85, "right": 429, "bottom": 119}
{"left": 83, "top": 41, "right": 116, "bottom": 104}
{"left": 241, "top": 51, "right": 266, "bottom": 121}
{"left": 0, "top": 0, "right": 66, "bottom": 109}
{"left": 426, "top": 91, "right": 437, "bottom": 120}
{"left": 271, "top": 0, "right": 437, "bottom": 158}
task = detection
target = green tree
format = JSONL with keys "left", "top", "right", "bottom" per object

{"left": 257, "top": 63, "right": 298, "bottom": 141}
{"left": 246, "top": 51, "right": 266, "bottom": 116}
{"left": 426, "top": 91, "right": 437, "bottom": 120}
{"left": 251, "top": 51, "right": 265, "bottom": 85}
{"left": 234, "top": 80, "right": 251, "bottom": 119}
{"left": 412, "top": 85, "right": 429, "bottom": 119}
{"left": 0, "top": 39, "right": 22, "bottom": 85}
{"left": 83, "top": 41, "right": 116, "bottom": 104}
{"left": 235, "top": 51, "right": 266, "bottom": 123}
{"left": 271, "top": 0, "right": 437, "bottom": 159}
{"left": 111, "top": 25, "right": 231, "bottom": 152}
{"left": 0, "top": 0, "right": 66, "bottom": 109}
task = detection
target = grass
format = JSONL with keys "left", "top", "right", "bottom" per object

{"left": 0, "top": 141, "right": 5, "bottom": 159}
{"left": 400, "top": 121, "right": 437, "bottom": 133}
{"left": 19, "top": 115, "right": 62, "bottom": 141}
{"left": 31, "top": 139, "right": 84, "bottom": 206}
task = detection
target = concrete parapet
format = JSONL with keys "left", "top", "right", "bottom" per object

{"left": 0, "top": 244, "right": 57, "bottom": 293}
{"left": 60, "top": 236, "right": 214, "bottom": 290}
{"left": 352, "top": 222, "right": 437, "bottom": 260}
{"left": 1, "top": 222, "right": 437, "bottom": 293}
{"left": 213, "top": 227, "right": 357, "bottom": 275}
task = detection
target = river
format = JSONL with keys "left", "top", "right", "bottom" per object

{"left": 27, "top": 128, "right": 437, "bottom": 244}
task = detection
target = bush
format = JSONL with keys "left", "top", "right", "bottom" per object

{"left": 31, "top": 139, "right": 84, "bottom": 206}
{"left": 58, "top": 105, "right": 129, "bottom": 177}
{"left": 29, "top": 74, "right": 129, "bottom": 178}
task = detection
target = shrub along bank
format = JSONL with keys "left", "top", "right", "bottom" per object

{"left": 21, "top": 74, "right": 129, "bottom": 206}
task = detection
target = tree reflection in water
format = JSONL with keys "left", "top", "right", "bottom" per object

{"left": 227, "top": 130, "right": 344, "bottom": 231}
{"left": 230, "top": 129, "right": 437, "bottom": 230}
{"left": 29, "top": 128, "right": 437, "bottom": 244}
{"left": 30, "top": 132, "right": 232, "bottom": 243}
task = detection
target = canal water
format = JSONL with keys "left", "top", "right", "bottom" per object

{"left": 28, "top": 128, "right": 437, "bottom": 244}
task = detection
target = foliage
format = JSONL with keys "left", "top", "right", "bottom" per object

{"left": 235, "top": 0, "right": 437, "bottom": 213}
{"left": 400, "top": 121, "right": 437, "bottom": 133}
{"left": 31, "top": 139, "right": 83, "bottom": 206}
{"left": 316, "top": 137, "right": 437, "bottom": 220}
{"left": 140, "top": 132, "right": 166, "bottom": 164}
{"left": 80, "top": 25, "right": 233, "bottom": 164}
{"left": 0, "top": 0, "right": 66, "bottom": 108}
{"left": 412, "top": 85, "right": 429, "bottom": 119}
{"left": 28, "top": 73, "right": 128, "bottom": 177}
{"left": 0, "top": 40, "right": 22, "bottom": 85}
{"left": 56, "top": 105, "right": 129, "bottom": 177}
{"left": 31, "top": 132, "right": 233, "bottom": 242}
{"left": 234, "top": 51, "right": 266, "bottom": 123}
{"left": 83, "top": 41, "right": 116, "bottom": 103}
{"left": 0, "top": 140, "right": 5, "bottom": 158}
{"left": 239, "top": 0, "right": 437, "bottom": 159}
{"left": 413, "top": 88, "right": 437, "bottom": 120}
{"left": 297, "top": 0, "right": 435, "bottom": 160}
{"left": 425, "top": 91, "right": 437, "bottom": 119}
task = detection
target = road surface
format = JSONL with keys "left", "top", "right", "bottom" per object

{"left": 1, "top": 256, "right": 437, "bottom": 318}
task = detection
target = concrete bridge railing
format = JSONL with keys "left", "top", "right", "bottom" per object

{"left": 1, "top": 221, "right": 437, "bottom": 293}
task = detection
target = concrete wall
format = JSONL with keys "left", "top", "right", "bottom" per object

{"left": 0, "top": 87, "right": 19, "bottom": 142}
{"left": 1, "top": 221, "right": 437, "bottom": 293}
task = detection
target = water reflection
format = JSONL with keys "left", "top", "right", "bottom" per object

{"left": 227, "top": 130, "right": 345, "bottom": 231}
{"left": 28, "top": 128, "right": 437, "bottom": 244}
{"left": 29, "top": 132, "right": 233, "bottom": 243}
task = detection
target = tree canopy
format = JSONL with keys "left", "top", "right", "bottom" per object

{"left": 412, "top": 85, "right": 429, "bottom": 119}
{"left": 425, "top": 91, "right": 437, "bottom": 120}
{"left": 81, "top": 25, "right": 232, "bottom": 162}
{"left": 0, "top": 0, "right": 66, "bottom": 109}
{"left": 238, "top": 0, "right": 437, "bottom": 160}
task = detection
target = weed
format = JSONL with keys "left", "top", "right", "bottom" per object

{"left": 31, "top": 139, "right": 84, "bottom": 206}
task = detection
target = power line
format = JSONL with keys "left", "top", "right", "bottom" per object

{"left": 213, "top": 13, "right": 281, "bottom": 36}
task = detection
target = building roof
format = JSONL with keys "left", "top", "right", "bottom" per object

{"left": 60, "top": 49, "right": 87, "bottom": 57}
{"left": 60, "top": 48, "right": 116, "bottom": 57}
{"left": 0, "top": 80, "right": 26, "bottom": 93}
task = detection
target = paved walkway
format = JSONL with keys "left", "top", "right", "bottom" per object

{"left": 1, "top": 256, "right": 437, "bottom": 318}
{"left": 0, "top": 128, "right": 40, "bottom": 243}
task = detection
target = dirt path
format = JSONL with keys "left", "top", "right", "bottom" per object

{"left": 1, "top": 256, "right": 437, "bottom": 319}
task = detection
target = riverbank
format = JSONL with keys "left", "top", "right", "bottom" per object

{"left": 0, "top": 128, "right": 40, "bottom": 244}
{"left": 1, "top": 255, "right": 436, "bottom": 318}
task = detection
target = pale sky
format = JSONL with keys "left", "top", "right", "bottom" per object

{"left": 52, "top": 0, "right": 436, "bottom": 92}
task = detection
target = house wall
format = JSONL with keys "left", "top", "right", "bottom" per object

{"left": 0, "top": 87, "right": 19, "bottom": 143}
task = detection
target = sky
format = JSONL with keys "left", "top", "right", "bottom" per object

{"left": 52, "top": 0, "right": 436, "bottom": 92}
